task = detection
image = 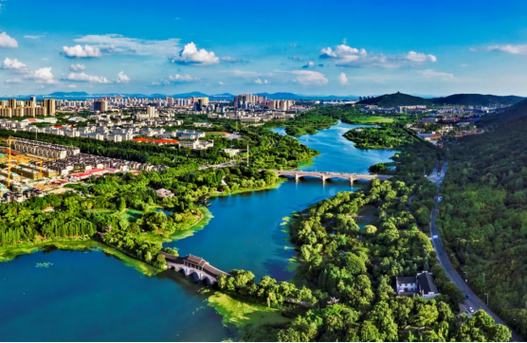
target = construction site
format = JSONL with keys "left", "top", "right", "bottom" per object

{"left": 0, "top": 137, "right": 164, "bottom": 202}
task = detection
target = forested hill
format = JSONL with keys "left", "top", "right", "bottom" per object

{"left": 480, "top": 99, "right": 527, "bottom": 127}
{"left": 439, "top": 114, "right": 527, "bottom": 338}
{"left": 431, "top": 94, "right": 524, "bottom": 107}
{"left": 357, "top": 92, "right": 432, "bottom": 107}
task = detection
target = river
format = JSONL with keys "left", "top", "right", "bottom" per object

{"left": 0, "top": 122, "right": 395, "bottom": 341}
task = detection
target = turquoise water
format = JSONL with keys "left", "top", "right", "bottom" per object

{"left": 0, "top": 122, "right": 395, "bottom": 341}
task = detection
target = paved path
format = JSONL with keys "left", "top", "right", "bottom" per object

{"left": 429, "top": 162, "right": 523, "bottom": 341}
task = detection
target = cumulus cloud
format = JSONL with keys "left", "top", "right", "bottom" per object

{"left": 417, "top": 69, "right": 455, "bottom": 80}
{"left": 285, "top": 70, "right": 328, "bottom": 86}
{"left": 70, "top": 64, "right": 86, "bottom": 71}
{"left": 406, "top": 51, "right": 437, "bottom": 63}
{"left": 26, "top": 67, "right": 56, "bottom": 84}
{"left": 0, "top": 32, "right": 18, "bottom": 48}
{"left": 486, "top": 44, "right": 527, "bottom": 55}
{"left": 152, "top": 73, "right": 199, "bottom": 85}
{"left": 62, "top": 45, "right": 102, "bottom": 58}
{"left": 339, "top": 72, "right": 349, "bottom": 85}
{"left": 320, "top": 44, "right": 437, "bottom": 68}
{"left": 115, "top": 71, "right": 130, "bottom": 83}
{"left": 73, "top": 34, "right": 180, "bottom": 55}
{"left": 254, "top": 78, "right": 268, "bottom": 84}
{"left": 5, "top": 78, "right": 22, "bottom": 84}
{"left": 170, "top": 42, "right": 219, "bottom": 65}
{"left": 2, "top": 57, "right": 27, "bottom": 71}
{"left": 65, "top": 72, "right": 110, "bottom": 83}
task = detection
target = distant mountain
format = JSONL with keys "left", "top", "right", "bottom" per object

{"left": 357, "top": 92, "right": 432, "bottom": 107}
{"left": 431, "top": 94, "right": 525, "bottom": 107}
{"left": 48, "top": 91, "right": 90, "bottom": 98}
{"left": 171, "top": 92, "right": 209, "bottom": 98}
{"left": 481, "top": 99, "right": 527, "bottom": 126}
{"left": 256, "top": 92, "right": 359, "bottom": 100}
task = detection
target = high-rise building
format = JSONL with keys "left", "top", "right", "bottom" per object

{"left": 43, "top": 99, "right": 56, "bottom": 116}
{"left": 146, "top": 105, "right": 158, "bottom": 118}
{"left": 8, "top": 99, "right": 17, "bottom": 108}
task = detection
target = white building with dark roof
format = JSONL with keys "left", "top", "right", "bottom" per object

{"left": 395, "top": 271, "right": 439, "bottom": 299}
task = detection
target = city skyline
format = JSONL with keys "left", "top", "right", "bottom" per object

{"left": 1, "top": 0, "right": 527, "bottom": 96}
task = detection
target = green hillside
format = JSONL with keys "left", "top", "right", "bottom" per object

{"left": 480, "top": 99, "right": 527, "bottom": 126}
{"left": 432, "top": 94, "right": 524, "bottom": 107}
{"left": 440, "top": 115, "right": 527, "bottom": 338}
{"left": 357, "top": 92, "right": 432, "bottom": 107}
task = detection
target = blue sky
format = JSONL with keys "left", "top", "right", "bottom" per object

{"left": 1, "top": 0, "right": 527, "bottom": 96}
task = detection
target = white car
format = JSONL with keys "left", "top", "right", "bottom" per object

{"left": 469, "top": 307, "right": 475, "bottom": 313}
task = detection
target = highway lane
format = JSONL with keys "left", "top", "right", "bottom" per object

{"left": 429, "top": 162, "right": 523, "bottom": 341}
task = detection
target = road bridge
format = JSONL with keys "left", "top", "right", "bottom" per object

{"left": 161, "top": 253, "right": 229, "bottom": 285}
{"left": 268, "top": 170, "right": 392, "bottom": 184}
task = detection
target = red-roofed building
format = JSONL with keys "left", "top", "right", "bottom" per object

{"left": 133, "top": 138, "right": 179, "bottom": 145}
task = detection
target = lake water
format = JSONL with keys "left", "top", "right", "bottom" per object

{"left": 0, "top": 122, "right": 395, "bottom": 341}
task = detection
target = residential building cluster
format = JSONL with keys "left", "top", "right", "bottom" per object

{"left": 0, "top": 138, "right": 164, "bottom": 203}
{"left": 233, "top": 94, "right": 295, "bottom": 111}
{"left": 56, "top": 96, "right": 213, "bottom": 114}
{"left": 0, "top": 98, "right": 56, "bottom": 117}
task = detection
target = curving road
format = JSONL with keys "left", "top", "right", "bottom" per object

{"left": 429, "top": 162, "right": 523, "bottom": 342}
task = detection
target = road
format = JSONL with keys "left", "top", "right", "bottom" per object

{"left": 428, "top": 162, "right": 523, "bottom": 341}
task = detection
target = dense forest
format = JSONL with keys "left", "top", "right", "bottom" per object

{"left": 215, "top": 135, "right": 510, "bottom": 341}
{"left": 439, "top": 114, "right": 527, "bottom": 339}
{"left": 343, "top": 126, "right": 421, "bottom": 150}
{"left": 431, "top": 94, "right": 524, "bottom": 107}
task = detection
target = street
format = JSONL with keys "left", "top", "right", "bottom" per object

{"left": 428, "top": 162, "right": 523, "bottom": 341}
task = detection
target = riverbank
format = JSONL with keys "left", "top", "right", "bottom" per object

{"left": 207, "top": 292, "right": 291, "bottom": 341}
{"left": 0, "top": 237, "right": 162, "bottom": 276}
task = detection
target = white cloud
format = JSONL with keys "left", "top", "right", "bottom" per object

{"left": 2, "top": 57, "right": 27, "bottom": 71}
{"left": 26, "top": 67, "right": 56, "bottom": 84}
{"left": 68, "top": 84, "right": 77, "bottom": 88}
{"left": 170, "top": 42, "right": 219, "bottom": 65}
{"left": 418, "top": 69, "right": 455, "bottom": 80}
{"left": 74, "top": 34, "right": 180, "bottom": 55}
{"left": 287, "top": 70, "right": 328, "bottom": 86}
{"left": 65, "top": 72, "right": 109, "bottom": 83}
{"left": 24, "top": 35, "right": 43, "bottom": 40}
{"left": 70, "top": 64, "right": 86, "bottom": 71}
{"left": 486, "top": 44, "right": 527, "bottom": 55}
{"left": 62, "top": 45, "right": 102, "bottom": 58}
{"left": 5, "top": 78, "right": 22, "bottom": 84}
{"left": 406, "top": 51, "right": 437, "bottom": 63}
{"left": 152, "top": 73, "right": 199, "bottom": 85}
{"left": 0, "top": 32, "right": 18, "bottom": 48}
{"left": 254, "top": 78, "right": 268, "bottom": 84}
{"left": 218, "top": 81, "right": 224, "bottom": 85}
{"left": 115, "top": 71, "right": 130, "bottom": 83}
{"left": 320, "top": 44, "right": 436, "bottom": 68}
{"left": 339, "top": 72, "right": 349, "bottom": 85}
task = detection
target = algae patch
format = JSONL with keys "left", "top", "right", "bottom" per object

{"left": 207, "top": 292, "right": 290, "bottom": 330}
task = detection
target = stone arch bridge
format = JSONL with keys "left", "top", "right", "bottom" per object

{"left": 161, "top": 253, "right": 229, "bottom": 285}
{"left": 268, "top": 170, "right": 392, "bottom": 184}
